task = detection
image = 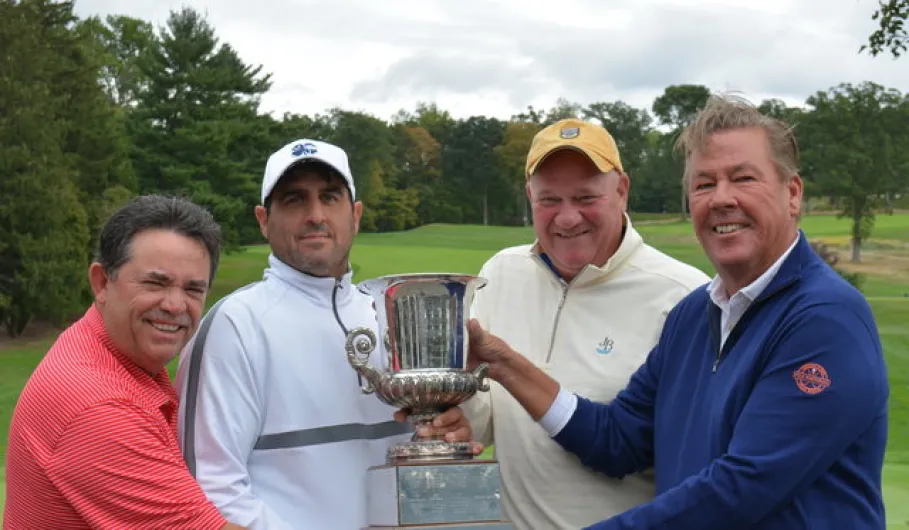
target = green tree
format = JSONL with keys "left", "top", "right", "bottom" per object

{"left": 652, "top": 85, "right": 712, "bottom": 130}
{"left": 494, "top": 121, "right": 540, "bottom": 226}
{"left": 129, "top": 7, "right": 271, "bottom": 248}
{"left": 542, "top": 98, "right": 584, "bottom": 125}
{"left": 443, "top": 117, "right": 507, "bottom": 225}
{"left": 398, "top": 103, "right": 461, "bottom": 224}
{"left": 79, "top": 14, "right": 156, "bottom": 107}
{"left": 62, "top": 15, "right": 139, "bottom": 251}
{"left": 392, "top": 124, "right": 444, "bottom": 227}
{"left": 652, "top": 84, "right": 712, "bottom": 219}
{"left": 799, "top": 82, "right": 909, "bottom": 262}
{"left": 0, "top": 0, "right": 94, "bottom": 336}
{"left": 322, "top": 109, "right": 414, "bottom": 231}
{"left": 757, "top": 98, "right": 804, "bottom": 123}
{"left": 862, "top": 0, "right": 908, "bottom": 58}
{"left": 634, "top": 131, "right": 682, "bottom": 214}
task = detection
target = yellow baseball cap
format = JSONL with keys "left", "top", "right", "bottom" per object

{"left": 525, "top": 118, "right": 624, "bottom": 179}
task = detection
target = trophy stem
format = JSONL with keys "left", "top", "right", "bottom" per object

{"left": 386, "top": 409, "right": 474, "bottom": 464}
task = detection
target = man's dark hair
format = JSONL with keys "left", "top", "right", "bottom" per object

{"left": 96, "top": 195, "right": 222, "bottom": 284}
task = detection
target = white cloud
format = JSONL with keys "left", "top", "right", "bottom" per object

{"left": 73, "top": 0, "right": 908, "bottom": 121}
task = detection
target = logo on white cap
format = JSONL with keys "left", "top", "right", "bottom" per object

{"left": 291, "top": 142, "right": 318, "bottom": 157}
{"left": 261, "top": 139, "right": 356, "bottom": 204}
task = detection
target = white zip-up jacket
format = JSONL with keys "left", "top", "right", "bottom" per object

{"left": 463, "top": 217, "right": 710, "bottom": 530}
{"left": 175, "top": 254, "right": 411, "bottom": 530}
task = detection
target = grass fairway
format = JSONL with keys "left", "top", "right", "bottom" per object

{"left": 885, "top": 463, "right": 909, "bottom": 529}
{"left": 2, "top": 213, "right": 909, "bottom": 526}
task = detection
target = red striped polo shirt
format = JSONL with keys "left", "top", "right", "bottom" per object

{"left": 3, "top": 304, "right": 227, "bottom": 529}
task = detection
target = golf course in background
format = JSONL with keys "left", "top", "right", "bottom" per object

{"left": 1, "top": 212, "right": 908, "bottom": 527}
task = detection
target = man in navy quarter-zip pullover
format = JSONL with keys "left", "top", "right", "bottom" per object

{"left": 465, "top": 94, "right": 889, "bottom": 530}
{"left": 175, "top": 139, "right": 479, "bottom": 530}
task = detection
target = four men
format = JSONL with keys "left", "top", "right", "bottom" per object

{"left": 462, "top": 118, "right": 709, "bottom": 529}
{"left": 3, "top": 95, "right": 890, "bottom": 530}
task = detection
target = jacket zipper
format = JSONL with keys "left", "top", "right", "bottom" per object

{"left": 712, "top": 322, "right": 728, "bottom": 373}
{"left": 544, "top": 283, "right": 569, "bottom": 363}
{"left": 331, "top": 279, "right": 363, "bottom": 387}
{"left": 712, "top": 313, "right": 744, "bottom": 373}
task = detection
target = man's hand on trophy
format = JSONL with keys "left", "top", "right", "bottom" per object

{"left": 466, "top": 318, "right": 514, "bottom": 380}
{"left": 466, "top": 317, "right": 561, "bottom": 422}
{"left": 393, "top": 406, "right": 484, "bottom": 455}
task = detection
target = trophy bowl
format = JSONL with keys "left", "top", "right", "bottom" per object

{"left": 345, "top": 273, "right": 489, "bottom": 464}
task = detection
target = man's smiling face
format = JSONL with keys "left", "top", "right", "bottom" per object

{"left": 527, "top": 149, "right": 629, "bottom": 281}
{"left": 90, "top": 228, "right": 211, "bottom": 374}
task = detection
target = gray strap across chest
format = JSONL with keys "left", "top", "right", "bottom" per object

{"left": 182, "top": 290, "right": 244, "bottom": 477}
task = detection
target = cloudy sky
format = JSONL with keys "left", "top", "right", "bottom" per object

{"left": 72, "top": 0, "right": 907, "bottom": 121}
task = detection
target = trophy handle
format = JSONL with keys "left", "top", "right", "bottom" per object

{"left": 345, "top": 327, "right": 378, "bottom": 394}
{"left": 472, "top": 362, "right": 491, "bottom": 392}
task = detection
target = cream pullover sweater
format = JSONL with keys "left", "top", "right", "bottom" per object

{"left": 463, "top": 217, "right": 709, "bottom": 530}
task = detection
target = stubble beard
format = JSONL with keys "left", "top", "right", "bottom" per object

{"left": 278, "top": 235, "right": 354, "bottom": 279}
{"left": 273, "top": 217, "right": 356, "bottom": 279}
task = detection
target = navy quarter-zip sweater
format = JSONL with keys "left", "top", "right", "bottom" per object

{"left": 554, "top": 232, "right": 889, "bottom": 529}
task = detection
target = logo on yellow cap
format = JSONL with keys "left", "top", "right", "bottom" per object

{"left": 559, "top": 127, "right": 580, "bottom": 139}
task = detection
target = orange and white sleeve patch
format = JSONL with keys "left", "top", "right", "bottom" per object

{"left": 792, "top": 363, "right": 831, "bottom": 395}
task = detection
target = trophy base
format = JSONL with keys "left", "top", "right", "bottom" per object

{"left": 365, "top": 459, "right": 512, "bottom": 529}
{"left": 387, "top": 440, "right": 474, "bottom": 464}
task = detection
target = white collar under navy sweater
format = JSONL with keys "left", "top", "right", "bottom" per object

{"left": 540, "top": 231, "right": 800, "bottom": 436}
{"left": 706, "top": 233, "right": 799, "bottom": 349}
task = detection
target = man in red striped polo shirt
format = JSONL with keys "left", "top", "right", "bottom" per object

{"left": 4, "top": 196, "right": 246, "bottom": 529}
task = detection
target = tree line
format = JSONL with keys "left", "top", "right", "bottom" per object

{"left": 1, "top": 0, "right": 908, "bottom": 336}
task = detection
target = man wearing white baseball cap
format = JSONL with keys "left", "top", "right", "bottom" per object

{"left": 260, "top": 138, "right": 357, "bottom": 204}
{"left": 176, "top": 138, "right": 479, "bottom": 529}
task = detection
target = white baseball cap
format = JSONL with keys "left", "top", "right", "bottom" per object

{"left": 261, "top": 139, "right": 356, "bottom": 204}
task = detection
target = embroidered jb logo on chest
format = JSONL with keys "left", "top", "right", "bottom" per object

{"left": 596, "top": 336, "right": 614, "bottom": 355}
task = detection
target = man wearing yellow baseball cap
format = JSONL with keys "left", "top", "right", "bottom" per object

{"left": 462, "top": 118, "right": 710, "bottom": 530}
{"left": 525, "top": 118, "right": 624, "bottom": 178}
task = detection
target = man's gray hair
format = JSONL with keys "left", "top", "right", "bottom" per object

{"left": 675, "top": 93, "right": 801, "bottom": 185}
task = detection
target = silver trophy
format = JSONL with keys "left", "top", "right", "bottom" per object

{"left": 345, "top": 273, "right": 513, "bottom": 529}
{"left": 345, "top": 273, "right": 490, "bottom": 462}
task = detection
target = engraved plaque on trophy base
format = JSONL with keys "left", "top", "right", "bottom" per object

{"left": 364, "top": 459, "right": 513, "bottom": 529}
